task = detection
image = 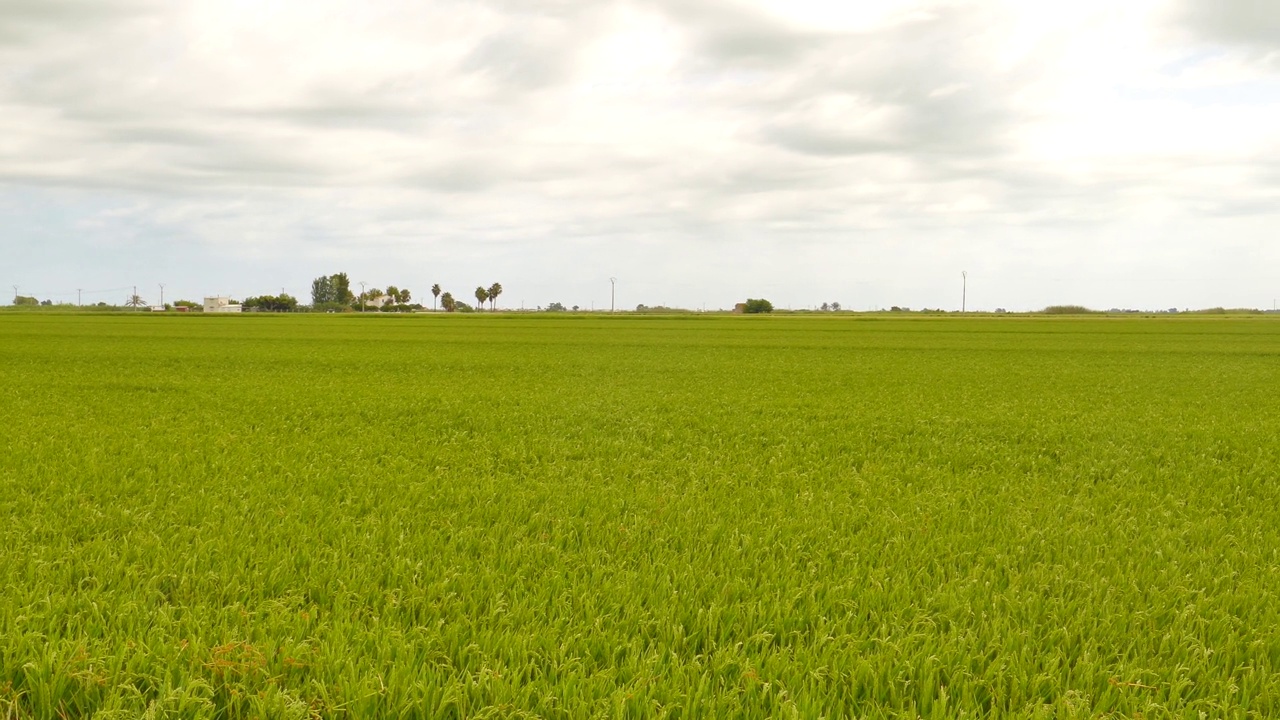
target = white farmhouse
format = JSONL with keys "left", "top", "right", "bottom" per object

{"left": 204, "top": 296, "right": 242, "bottom": 313}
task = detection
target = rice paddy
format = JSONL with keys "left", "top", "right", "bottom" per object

{"left": 2, "top": 313, "right": 1279, "bottom": 718}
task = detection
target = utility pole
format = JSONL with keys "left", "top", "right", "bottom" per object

{"left": 159, "top": 283, "right": 165, "bottom": 308}
{"left": 610, "top": 277, "right": 616, "bottom": 313}
{"left": 133, "top": 285, "right": 138, "bottom": 310}
{"left": 358, "top": 281, "right": 366, "bottom": 312}
{"left": 961, "top": 271, "right": 967, "bottom": 313}
{"left": 12, "top": 285, "right": 17, "bottom": 303}
{"left": 77, "top": 289, "right": 82, "bottom": 307}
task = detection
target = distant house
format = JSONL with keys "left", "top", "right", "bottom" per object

{"left": 204, "top": 296, "right": 242, "bottom": 313}
{"left": 733, "top": 303, "right": 747, "bottom": 314}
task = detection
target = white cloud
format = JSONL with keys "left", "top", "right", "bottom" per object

{"left": 1, "top": 0, "right": 1278, "bottom": 310}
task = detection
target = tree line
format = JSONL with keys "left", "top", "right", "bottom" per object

{"left": 309, "top": 273, "right": 502, "bottom": 313}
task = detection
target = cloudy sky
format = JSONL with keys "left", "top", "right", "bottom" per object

{"left": 2, "top": 0, "right": 1278, "bottom": 311}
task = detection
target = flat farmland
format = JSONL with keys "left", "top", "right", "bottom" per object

{"left": 2, "top": 313, "right": 1279, "bottom": 718}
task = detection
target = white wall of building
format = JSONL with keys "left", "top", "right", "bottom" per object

{"left": 204, "top": 296, "right": 242, "bottom": 313}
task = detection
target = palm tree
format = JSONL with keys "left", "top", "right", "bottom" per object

{"left": 475, "top": 286, "right": 489, "bottom": 311}
{"left": 431, "top": 284, "right": 441, "bottom": 311}
{"left": 440, "top": 292, "right": 455, "bottom": 312}
{"left": 488, "top": 282, "right": 502, "bottom": 311}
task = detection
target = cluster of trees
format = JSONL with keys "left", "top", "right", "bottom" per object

{"left": 307, "top": 273, "right": 502, "bottom": 313}
{"left": 819, "top": 302, "right": 842, "bottom": 311}
{"left": 743, "top": 298, "right": 774, "bottom": 314}
{"left": 243, "top": 294, "right": 299, "bottom": 312}
{"left": 311, "top": 273, "right": 355, "bottom": 310}
{"left": 356, "top": 285, "right": 417, "bottom": 312}
{"left": 474, "top": 283, "right": 503, "bottom": 310}
{"left": 436, "top": 282, "right": 502, "bottom": 313}
{"left": 310, "top": 272, "right": 417, "bottom": 312}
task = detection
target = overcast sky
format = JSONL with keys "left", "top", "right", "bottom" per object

{"left": 2, "top": 0, "right": 1278, "bottom": 311}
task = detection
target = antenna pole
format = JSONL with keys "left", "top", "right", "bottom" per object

{"left": 610, "top": 277, "right": 617, "bottom": 314}
{"left": 961, "top": 271, "right": 967, "bottom": 313}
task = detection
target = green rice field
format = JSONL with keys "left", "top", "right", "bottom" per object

{"left": 2, "top": 313, "right": 1279, "bottom": 718}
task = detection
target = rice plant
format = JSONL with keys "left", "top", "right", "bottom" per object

{"left": 2, "top": 313, "right": 1279, "bottom": 718}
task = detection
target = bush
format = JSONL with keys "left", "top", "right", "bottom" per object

{"left": 743, "top": 298, "right": 774, "bottom": 314}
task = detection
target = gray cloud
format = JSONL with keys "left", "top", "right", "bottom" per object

{"left": 0, "top": 0, "right": 158, "bottom": 45}
{"left": 461, "top": 26, "right": 583, "bottom": 90}
{"left": 1179, "top": 0, "right": 1280, "bottom": 54}
{"left": 2, "top": 0, "right": 1279, "bottom": 311}
{"left": 660, "top": 3, "right": 824, "bottom": 65}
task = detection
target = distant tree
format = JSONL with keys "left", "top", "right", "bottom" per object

{"left": 331, "top": 273, "right": 353, "bottom": 304}
{"left": 12, "top": 295, "right": 38, "bottom": 306}
{"left": 311, "top": 276, "right": 333, "bottom": 305}
{"left": 475, "top": 286, "right": 489, "bottom": 310}
{"left": 487, "top": 282, "right": 502, "bottom": 310}
{"left": 386, "top": 286, "right": 399, "bottom": 304}
{"left": 39, "top": 299, "right": 52, "bottom": 306}
{"left": 398, "top": 288, "right": 411, "bottom": 305}
{"left": 831, "top": 302, "right": 841, "bottom": 311}
{"left": 126, "top": 294, "right": 147, "bottom": 308}
{"left": 174, "top": 300, "right": 202, "bottom": 311}
{"left": 440, "top": 291, "right": 456, "bottom": 312}
{"left": 546, "top": 302, "right": 566, "bottom": 312}
{"left": 243, "top": 294, "right": 299, "bottom": 312}
{"left": 743, "top": 298, "right": 773, "bottom": 314}
{"left": 572, "top": 305, "right": 580, "bottom": 312}
{"left": 820, "top": 302, "right": 830, "bottom": 312}
{"left": 453, "top": 301, "right": 474, "bottom": 313}
{"left": 311, "top": 273, "right": 354, "bottom": 306}
{"left": 431, "top": 284, "right": 441, "bottom": 311}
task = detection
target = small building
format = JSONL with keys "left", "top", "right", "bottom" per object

{"left": 733, "top": 303, "right": 747, "bottom": 314}
{"left": 204, "top": 297, "right": 242, "bottom": 313}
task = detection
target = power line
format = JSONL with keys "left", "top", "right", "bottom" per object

{"left": 12, "top": 286, "right": 133, "bottom": 298}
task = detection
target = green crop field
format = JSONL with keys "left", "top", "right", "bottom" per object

{"left": 2, "top": 313, "right": 1280, "bottom": 719}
